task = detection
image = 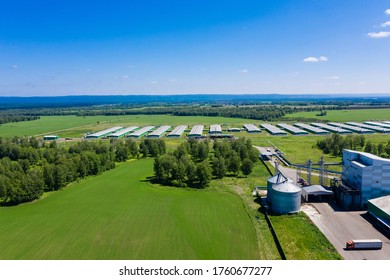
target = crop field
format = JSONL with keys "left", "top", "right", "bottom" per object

{"left": 0, "top": 159, "right": 260, "bottom": 260}
{"left": 285, "top": 108, "right": 390, "bottom": 122}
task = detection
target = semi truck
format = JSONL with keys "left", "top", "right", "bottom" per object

{"left": 345, "top": 239, "right": 383, "bottom": 250}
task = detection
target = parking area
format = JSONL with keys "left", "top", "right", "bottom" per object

{"left": 302, "top": 202, "right": 390, "bottom": 260}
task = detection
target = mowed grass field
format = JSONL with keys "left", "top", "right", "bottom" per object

{"left": 0, "top": 159, "right": 260, "bottom": 260}
{"left": 285, "top": 108, "right": 390, "bottom": 122}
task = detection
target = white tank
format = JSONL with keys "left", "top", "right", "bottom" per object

{"left": 271, "top": 182, "right": 301, "bottom": 214}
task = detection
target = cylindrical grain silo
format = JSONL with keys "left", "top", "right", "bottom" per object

{"left": 266, "top": 173, "right": 292, "bottom": 204}
{"left": 271, "top": 182, "right": 301, "bottom": 214}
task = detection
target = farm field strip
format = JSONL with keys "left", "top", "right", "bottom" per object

{"left": 0, "top": 159, "right": 260, "bottom": 260}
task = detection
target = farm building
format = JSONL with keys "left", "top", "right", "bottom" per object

{"left": 261, "top": 124, "right": 287, "bottom": 136}
{"left": 294, "top": 123, "right": 329, "bottom": 135}
{"left": 277, "top": 123, "right": 308, "bottom": 135}
{"left": 367, "top": 196, "right": 390, "bottom": 235}
{"left": 127, "top": 126, "right": 155, "bottom": 138}
{"left": 228, "top": 127, "right": 241, "bottom": 132}
{"left": 266, "top": 172, "right": 292, "bottom": 204}
{"left": 364, "top": 121, "right": 390, "bottom": 129}
{"left": 147, "top": 126, "right": 171, "bottom": 138}
{"left": 167, "top": 125, "right": 188, "bottom": 138}
{"left": 86, "top": 126, "right": 123, "bottom": 139}
{"left": 346, "top": 122, "right": 390, "bottom": 133}
{"left": 311, "top": 123, "right": 351, "bottom": 134}
{"left": 301, "top": 185, "right": 333, "bottom": 202}
{"left": 108, "top": 126, "right": 139, "bottom": 138}
{"left": 209, "top": 124, "right": 222, "bottom": 134}
{"left": 243, "top": 124, "right": 261, "bottom": 133}
{"left": 188, "top": 125, "right": 204, "bottom": 138}
{"left": 327, "top": 122, "right": 374, "bottom": 134}
{"left": 341, "top": 149, "right": 390, "bottom": 208}
{"left": 43, "top": 135, "right": 59, "bottom": 140}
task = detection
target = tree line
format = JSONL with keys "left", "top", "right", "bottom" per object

{"left": 0, "top": 115, "right": 40, "bottom": 125}
{"left": 0, "top": 137, "right": 165, "bottom": 206}
{"left": 316, "top": 134, "right": 390, "bottom": 158}
{"left": 153, "top": 138, "right": 259, "bottom": 188}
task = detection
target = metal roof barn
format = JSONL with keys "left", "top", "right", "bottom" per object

{"left": 86, "top": 126, "right": 123, "bottom": 139}
{"left": 277, "top": 123, "right": 308, "bottom": 135}
{"left": 188, "top": 125, "right": 204, "bottom": 137}
{"left": 327, "top": 122, "right": 374, "bottom": 134}
{"left": 294, "top": 123, "right": 329, "bottom": 135}
{"left": 302, "top": 185, "right": 334, "bottom": 202}
{"left": 209, "top": 124, "right": 222, "bottom": 134}
{"left": 311, "top": 123, "right": 352, "bottom": 134}
{"left": 108, "top": 126, "right": 139, "bottom": 138}
{"left": 127, "top": 126, "right": 155, "bottom": 138}
{"left": 261, "top": 124, "right": 288, "bottom": 136}
{"left": 147, "top": 125, "right": 171, "bottom": 138}
{"left": 271, "top": 182, "right": 301, "bottom": 214}
{"left": 243, "top": 124, "right": 261, "bottom": 133}
{"left": 167, "top": 125, "right": 188, "bottom": 138}
{"left": 364, "top": 121, "right": 390, "bottom": 129}
{"left": 346, "top": 122, "right": 390, "bottom": 133}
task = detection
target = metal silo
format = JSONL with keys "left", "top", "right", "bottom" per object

{"left": 271, "top": 182, "right": 301, "bottom": 214}
{"left": 266, "top": 173, "right": 292, "bottom": 204}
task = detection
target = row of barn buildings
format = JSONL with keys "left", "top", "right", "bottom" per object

{"left": 44, "top": 121, "right": 390, "bottom": 140}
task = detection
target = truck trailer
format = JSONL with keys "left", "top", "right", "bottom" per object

{"left": 345, "top": 239, "right": 382, "bottom": 250}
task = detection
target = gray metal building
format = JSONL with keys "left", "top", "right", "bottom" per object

{"left": 271, "top": 182, "right": 301, "bottom": 214}
{"left": 167, "top": 125, "right": 188, "bottom": 138}
{"left": 261, "top": 124, "right": 288, "bottom": 136}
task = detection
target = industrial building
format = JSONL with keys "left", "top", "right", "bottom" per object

{"left": 367, "top": 195, "right": 390, "bottom": 235}
{"left": 86, "top": 126, "right": 123, "bottom": 139}
{"left": 228, "top": 127, "right": 241, "bottom": 132}
{"left": 108, "top": 126, "right": 139, "bottom": 138}
{"left": 261, "top": 124, "right": 288, "bottom": 136}
{"left": 341, "top": 149, "right": 390, "bottom": 208}
{"left": 243, "top": 124, "right": 261, "bottom": 133}
{"left": 346, "top": 122, "right": 390, "bottom": 133}
{"left": 327, "top": 122, "right": 374, "bottom": 134}
{"left": 294, "top": 123, "right": 329, "bottom": 135}
{"left": 277, "top": 123, "right": 308, "bottom": 135}
{"left": 209, "top": 124, "right": 222, "bottom": 134}
{"left": 301, "top": 185, "right": 333, "bottom": 202}
{"left": 127, "top": 126, "right": 155, "bottom": 138}
{"left": 167, "top": 125, "right": 188, "bottom": 138}
{"left": 311, "top": 123, "right": 351, "bottom": 134}
{"left": 43, "top": 135, "right": 59, "bottom": 140}
{"left": 188, "top": 125, "right": 204, "bottom": 138}
{"left": 147, "top": 125, "right": 171, "bottom": 138}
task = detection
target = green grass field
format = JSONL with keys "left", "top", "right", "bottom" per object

{"left": 285, "top": 108, "right": 390, "bottom": 122}
{"left": 0, "top": 115, "right": 257, "bottom": 138}
{"left": 0, "top": 159, "right": 260, "bottom": 260}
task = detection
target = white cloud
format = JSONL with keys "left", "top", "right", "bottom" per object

{"left": 367, "top": 31, "right": 390, "bottom": 38}
{"left": 169, "top": 78, "right": 176, "bottom": 82}
{"left": 318, "top": 56, "right": 328, "bottom": 61}
{"left": 381, "top": 21, "right": 390, "bottom": 27}
{"left": 303, "top": 56, "right": 328, "bottom": 62}
{"left": 122, "top": 75, "right": 129, "bottom": 79}
{"left": 150, "top": 81, "right": 158, "bottom": 84}
{"left": 326, "top": 76, "right": 340, "bottom": 80}
{"left": 386, "top": 9, "right": 390, "bottom": 15}
{"left": 11, "top": 65, "right": 18, "bottom": 69}
{"left": 238, "top": 69, "right": 249, "bottom": 73}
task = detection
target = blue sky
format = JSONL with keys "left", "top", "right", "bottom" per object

{"left": 0, "top": 0, "right": 389, "bottom": 96}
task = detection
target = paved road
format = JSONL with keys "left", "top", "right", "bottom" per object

{"left": 302, "top": 202, "right": 390, "bottom": 260}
